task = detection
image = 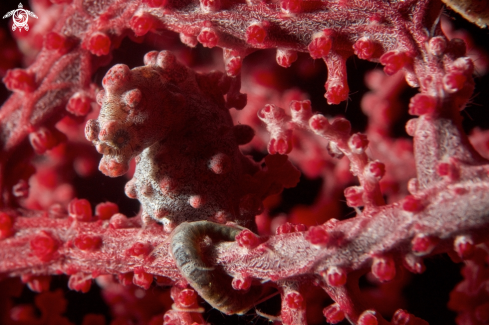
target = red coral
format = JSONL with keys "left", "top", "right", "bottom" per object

{"left": 0, "top": 0, "right": 488, "bottom": 324}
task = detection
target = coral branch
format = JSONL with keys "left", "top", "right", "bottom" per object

{"left": 0, "top": 0, "right": 489, "bottom": 324}
{"left": 5, "top": 169, "right": 489, "bottom": 322}
{"left": 216, "top": 181, "right": 489, "bottom": 281}
{"left": 0, "top": 209, "right": 181, "bottom": 281}
{"left": 0, "top": 0, "right": 439, "bottom": 205}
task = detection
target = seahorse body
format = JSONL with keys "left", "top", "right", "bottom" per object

{"left": 85, "top": 51, "right": 260, "bottom": 231}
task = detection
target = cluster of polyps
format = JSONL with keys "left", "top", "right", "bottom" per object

{"left": 0, "top": 0, "right": 489, "bottom": 324}
{"left": 56, "top": 0, "right": 432, "bottom": 109}
{"left": 0, "top": 0, "right": 439, "bottom": 206}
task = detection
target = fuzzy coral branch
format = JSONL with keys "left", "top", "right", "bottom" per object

{"left": 2, "top": 154, "right": 489, "bottom": 322}
{"left": 258, "top": 100, "right": 387, "bottom": 210}
{"left": 216, "top": 171, "right": 489, "bottom": 322}
{"left": 1, "top": 0, "right": 489, "bottom": 324}
{"left": 0, "top": 0, "right": 440, "bottom": 205}
{"left": 0, "top": 210, "right": 181, "bottom": 281}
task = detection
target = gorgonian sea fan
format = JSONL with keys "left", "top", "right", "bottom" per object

{"left": 0, "top": 0, "right": 489, "bottom": 324}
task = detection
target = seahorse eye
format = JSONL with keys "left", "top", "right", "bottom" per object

{"left": 112, "top": 129, "right": 130, "bottom": 148}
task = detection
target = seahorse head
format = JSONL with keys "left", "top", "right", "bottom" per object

{"left": 85, "top": 51, "right": 187, "bottom": 177}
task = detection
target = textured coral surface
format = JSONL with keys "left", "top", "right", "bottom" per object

{"left": 0, "top": 0, "right": 489, "bottom": 324}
